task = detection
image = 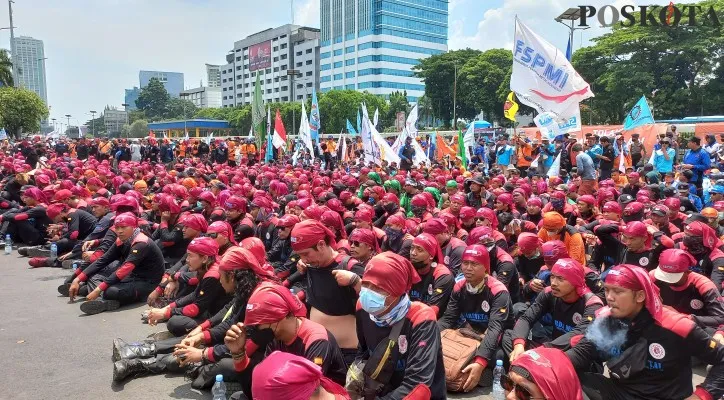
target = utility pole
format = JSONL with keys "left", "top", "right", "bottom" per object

{"left": 65, "top": 114, "right": 71, "bottom": 135}
{"left": 89, "top": 110, "right": 96, "bottom": 137}
{"left": 452, "top": 62, "right": 457, "bottom": 130}
{"left": 8, "top": 0, "right": 17, "bottom": 87}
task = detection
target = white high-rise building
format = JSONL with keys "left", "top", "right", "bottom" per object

{"left": 221, "top": 24, "right": 320, "bottom": 107}
{"left": 319, "top": 0, "right": 448, "bottom": 102}
{"left": 206, "top": 64, "right": 221, "bottom": 88}
{"left": 13, "top": 36, "right": 48, "bottom": 104}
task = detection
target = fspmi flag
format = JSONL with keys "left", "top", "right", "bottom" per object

{"left": 504, "top": 92, "right": 519, "bottom": 122}
{"left": 623, "top": 96, "right": 655, "bottom": 130}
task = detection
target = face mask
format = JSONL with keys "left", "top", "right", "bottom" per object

{"left": 383, "top": 203, "right": 398, "bottom": 213}
{"left": 196, "top": 201, "right": 203, "bottom": 208}
{"left": 411, "top": 260, "right": 428, "bottom": 270}
{"left": 411, "top": 206, "right": 426, "bottom": 217}
{"left": 370, "top": 295, "right": 410, "bottom": 327}
{"left": 465, "top": 280, "right": 486, "bottom": 294}
{"left": 247, "top": 326, "right": 275, "bottom": 348}
{"left": 683, "top": 236, "right": 708, "bottom": 255}
{"left": 360, "top": 287, "right": 388, "bottom": 315}
{"left": 384, "top": 227, "right": 404, "bottom": 243}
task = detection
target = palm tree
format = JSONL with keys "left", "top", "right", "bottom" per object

{"left": 0, "top": 49, "right": 13, "bottom": 87}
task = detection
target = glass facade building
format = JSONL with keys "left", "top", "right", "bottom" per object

{"left": 13, "top": 36, "right": 47, "bottom": 105}
{"left": 319, "top": 0, "right": 448, "bottom": 102}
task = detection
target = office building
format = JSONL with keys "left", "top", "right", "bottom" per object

{"left": 104, "top": 107, "right": 128, "bottom": 136}
{"left": 319, "top": 0, "right": 448, "bottom": 102}
{"left": 221, "top": 24, "right": 320, "bottom": 107}
{"left": 181, "top": 86, "right": 222, "bottom": 109}
{"left": 124, "top": 87, "right": 141, "bottom": 111}
{"left": 139, "top": 70, "right": 185, "bottom": 97}
{"left": 12, "top": 36, "right": 48, "bottom": 104}
{"left": 206, "top": 64, "right": 221, "bottom": 87}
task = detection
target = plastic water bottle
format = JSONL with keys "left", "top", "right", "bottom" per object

{"left": 50, "top": 243, "right": 58, "bottom": 259}
{"left": 72, "top": 262, "right": 78, "bottom": 272}
{"left": 4, "top": 234, "right": 10, "bottom": 255}
{"left": 491, "top": 359, "right": 505, "bottom": 399}
{"left": 211, "top": 374, "right": 226, "bottom": 400}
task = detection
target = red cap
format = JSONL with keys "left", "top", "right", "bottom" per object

{"left": 517, "top": 232, "right": 542, "bottom": 253}
{"left": 462, "top": 245, "right": 490, "bottom": 273}
{"left": 114, "top": 212, "right": 139, "bottom": 228}
{"left": 602, "top": 201, "right": 622, "bottom": 215}
{"left": 277, "top": 214, "right": 301, "bottom": 228}
{"left": 605, "top": 264, "right": 662, "bottom": 321}
{"left": 459, "top": 206, "right": 477, "bottom": 220}
{"left": 53, "top": 189, "right": 72, "bottom": 202}
{"left": 187, "top": 236, "right": 219, "bottom": 257}
{"left": 654, "top": 248, "right": 696, "bottom": 283}
{"left": 422, "top": 218, "right": 447, "bottom": 235}
{"left": 90, "top": 197, "right": 110, "bottom": 207}
{"left": 46, "top": 203, "right": 68, "bottom": 220}
{"left": 251, "top": 352, "right": 348, "bottom": 400}
{"left": 412, "top": 233, "right": 444, "bottom": 264}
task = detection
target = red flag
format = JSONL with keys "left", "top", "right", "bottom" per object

{"left": 272, "top": 109, "right": 287, "bottom": 150}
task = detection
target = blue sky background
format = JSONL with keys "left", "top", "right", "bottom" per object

{"left": 0, "top": 0, "right": 693, "bottom": 126}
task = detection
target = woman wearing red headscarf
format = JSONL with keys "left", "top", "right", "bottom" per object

{"left": 504, "top": 347, "right": 584, "bottom": 400}
{"left": 566, "top": 264, "right": 724, "bottom": 400}
{"left": 438, "top": 245, "right": 514, "bottom": 391}
{"left": 352, "top": 252, "right": 447, "bottom": 399}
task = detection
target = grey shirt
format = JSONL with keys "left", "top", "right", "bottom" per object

{"left": 576, "top": 152, "right": 597, "bottom": 180}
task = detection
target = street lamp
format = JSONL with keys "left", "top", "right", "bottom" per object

{"left": 555, "top": 8, "right": 590, "bottom": 58}
{"left": 287, "top": 69, "right": 302, "bottom": 136}
{"left": 89, "top": 110, "right": 96, "bottom": 137}
{"left": 64, "top": 114, "right": 71, "bottom": 135}
{"left": 51, "top": 118, "right": 56, "bottom": 132}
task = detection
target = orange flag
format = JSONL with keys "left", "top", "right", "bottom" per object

{"left": 436, "top": 132, "right": 456, "bottom": 159}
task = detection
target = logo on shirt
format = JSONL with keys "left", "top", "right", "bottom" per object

{"left": 444, "top": 256, "right": 450, "bottom": 265}
{"left": 398, "top": 335, "right": 408, "bottom": 354}
{"left": 481, "top": 301, "right": 490, "bottom": 312}
{"left": 639, "top": 257, "right": 649, "bottom": 267}
{"left": 313, "top": 357, "right": 323, "bottom": 366}
{"left": 427, "top": 284, "right": 433, "bottom": 295}
{"left": 690, "top": 299, "right": 704, "bottom": 310}
{"left": 572, "top": 312, "right": 583, "bottom": 325}
{"left": 648, "top": 343, "right": 666, "bottom": 360}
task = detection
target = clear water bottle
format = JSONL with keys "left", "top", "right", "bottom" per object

{"left": 50, "top": 243, "right": 57, "bottom": 259}
{"left": 4, "top": 234, "right": 10, "bottom": 255}
{"left": 211, "top": 374, "right": 226, "bottom": 400}
{"left": 491, "top": 359, "right": 505, "bottom": 399}
{"left": 72, "top": 262, "right": 78, "bottom": 272}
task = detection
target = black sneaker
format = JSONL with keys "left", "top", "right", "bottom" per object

{"left": 61, "top": 259, "right": 82, "bottom": 270}
{"left": 26, "top": 247, "right": 51, "bottom": 258}
{"left": 57, "top": 283, "right": 71, "bottom": 297}
{"left": 80, "top": 299, "right": 121, "bottom": 315}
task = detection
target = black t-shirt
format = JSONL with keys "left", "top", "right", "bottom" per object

{"left": 600, "top": 145, "right": 615, "bottom": 170}
{"left": 305, "top": 255, "right": 364, "bottom": 316}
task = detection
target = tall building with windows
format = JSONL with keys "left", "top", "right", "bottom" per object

{"left": 13, "top": 36, "right": 48, "bottom": 104}
{"left": 319, "top": 0, "right": 448, "bottom": 102}
{"left": 221, "top": 24, "right": 320, "bottom": 107}
{"left": 206, "top": 64, "right": 222, "bottom": 87}
{"left": 139, "top": 70, "right": 184, "bottom": 97}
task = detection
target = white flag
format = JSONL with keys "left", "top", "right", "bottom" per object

{"left": 298, "top": 102, "right": 314, "bottom": 155}
{"left": 405, "top": 105, "right": 418, "bottom": 138}
{"left": 511, "top": 17, "right": 593, "bottom": 120}
{"left": 206, "top": 132, "right": 214, "bottom": 145}
{"left": 530, "top": 155, "right": 540, "bottom": 169}
{"left": 373, "top": 108, "right": 379, "bottom": 127}
{"left": 547, "top": 153, "right": 561, "bottom": 177}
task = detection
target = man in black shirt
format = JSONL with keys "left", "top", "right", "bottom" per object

{"left": 598, "top": 136, "right": 615, "bottom": 181}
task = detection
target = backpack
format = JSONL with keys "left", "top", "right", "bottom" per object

{"left": 441, "top": 328, "right": 483, "bottom": 392}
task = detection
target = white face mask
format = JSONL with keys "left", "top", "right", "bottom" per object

{"left": 465, "top": 280, "right": 486, "bottom": 294}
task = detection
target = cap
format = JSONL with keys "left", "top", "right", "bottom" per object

{"left": 651, "top": 205, "right": 669, "bottom": 217}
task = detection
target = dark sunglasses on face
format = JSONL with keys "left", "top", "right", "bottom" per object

{"left": 350, "top": 240, "right": 362, "bottom": 247}
{"left": 207, "top": 233, "right": 219, "bottom": 239}
{"left": 475, "top": 217, "right": 486, "bottom": 222}
{"left": 501, "top": 374, "right": 544, "bottom": 400}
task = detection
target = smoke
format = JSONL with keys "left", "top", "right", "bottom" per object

{"left": 585, "top": 315, "right": 629, "bottom": 354}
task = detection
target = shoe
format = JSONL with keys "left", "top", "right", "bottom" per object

{"left": 112, "top": 338, "right": 156, "bottom": 362}
{"left": 28, "top": 257, "right": 50, "bottom": 268}
{"left": 18, "top": 245, "right": 41, "bottom": 257}
{"left": 112, "top": 357, "right": 163, "bottom": 382}
{"left": 147, "top": 331, "right": 174, "bottom": 341}
{"left": 26, "top": 246, "right": 51, "bottom": 258}
{"left": 57, "top": 283, "right": 71, "bottom": 297}
{"left": 80, "top": 299, "right": 121, "bottom": 315}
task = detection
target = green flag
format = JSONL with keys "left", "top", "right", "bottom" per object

{"left": 251, "top": 74, "right": 265, "bottom": 150}
{"left": 457, "top": 130, "right": 467, "bottom": 168}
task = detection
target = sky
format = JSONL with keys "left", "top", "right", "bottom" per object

{"left": 0, "top": 0, "right": 693, "bottom": 127}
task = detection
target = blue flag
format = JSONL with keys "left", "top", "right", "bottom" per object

{"left": 623, "top": 96, "right": 655, "bottom": 130}
{"left": 565, "top": 37, "right": 572, "bottom": 61}
{"left": 309, "top": 90, "right": 320, "bottom": 142}
{"left": 356, "top": 108, "right": 361, "bottom": 133}
{"left": 265, "top": 132, "right": 274, "bottom": 163}
{"left": 346, "top": 119, "right": 357, "bottom": 135}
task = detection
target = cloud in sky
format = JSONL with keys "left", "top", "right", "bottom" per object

{"left": 0, "top": 0, "right": 701, "bottom": 128}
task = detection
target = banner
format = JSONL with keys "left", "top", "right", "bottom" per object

{"left": 346, "top": 119, "right": 357, "bottom": 135}
{"left": 511, "top": 17, "right": 593, "bottom": 120}
{"left": 504, "top": 92, "right": 519, "bottom": 122}
{"left": 251, "top": 74, "right": 265, "bottom": 150}
{"left": 457, "top": 130, "right": 468, "bottom": 167}
{"left": 373, "top": 108, "right": 379, "bottom": 127}
{"left": 272, "top": 109, "right": 287, "bottom": 150}
{"left": 623, "top": 96, "right": 655, "bottom": 130}
{"left": 249, "top": 41, "right": 272, "bottom": 72}
{"left": 534, "top": 102, "right": 582, "bottom": 140}
{"left": 309, "top": 90, "right": 320, "bottom": 142}
{"left": 406, "top": 104, "right": 419, "bottom": 138}
{"left": 298, "top": 102, "right": 314, "bottom": 155}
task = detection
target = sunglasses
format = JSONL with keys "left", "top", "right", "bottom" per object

{"left": 207, "top": 233, "right": 219, "bottom": 239}
{"left": 350, "top": 240, "right": 362, "bottom": 247}
{"left": 501, "top": 374, "right": 545, "bottom": 400}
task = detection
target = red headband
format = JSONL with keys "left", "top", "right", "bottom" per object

{"left": 462, "top": 244, "right": 490, "bottom": 273}
{"left": 187, "top": 236, "right": 219, "bottom": 257}
{"left": 412, "top": 233, "right": 444, "bottom": 264}
{"left": 363, "top": 252, "right": 421, "bottom": 297}
{"left": 244, "top": 282, "right": 307, "bottom": 326}
{"left": 208, "top": 221, "right": 237, "bottom": 245}
{"left": 551, "top": 258, "right": 589, "bottom": 296}
{"left": 114, "top": 212, "right": 138, "bottom": 228}
{"left": 605, "top": 264, "right": 663, "bottom": 321}
{"left": 290, "top": 220, "right": 337, "bottom": 252}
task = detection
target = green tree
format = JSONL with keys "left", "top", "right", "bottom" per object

{"left": 416, "top": 95, "right": 434, "bottom": 128}
{"left": 0, "top": 87, "right": 49, "bottom": 139}
{"left": 128, "top": 119, "right": 149, "bottom": 138}
{"left": 385, "top": 91, "right": 410, "bottom": 129}
{"left": 165, "top": 98, "right": 198, "bottom": 120}
{"left": 572, "top": 0, "right": 724, "bottom": 123}
{"left": 0, "top": 49, "right": 13, "bottom": 87}
{"left": 135, "top": 78, "right": 170, "bottom": 121}
{"left": 413, "top": 49, "right": 482, "bottom": 127}
{"left": 85, "top": 114, "right": 105, "bottom": 137}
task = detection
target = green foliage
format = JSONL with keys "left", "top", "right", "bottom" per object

{"left": 0, "top": 49, "right": 13, "bottom": 88}
{"left": 385, "top": 91, "right": 409, "bottom": 128}
{"left": 135, "top": 78, "right": 170, "bottom": 121}
{"left": 128, "top": 119, "right": 149, "bottom": 138}
{"left": 165, "top": 98, "right": 198, "bottom": 120}
{"left": 572, "top": 0, "right": 724, "bottom": 123}
{"left": 0, "top": 87, "right": 49, "bottom": 138}
{"left": 85, "top": 114, "right": 105, "bottom": 136}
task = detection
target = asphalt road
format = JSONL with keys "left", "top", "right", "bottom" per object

{"left": 0, "top": 252, "right": 707, "bottom": 400}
